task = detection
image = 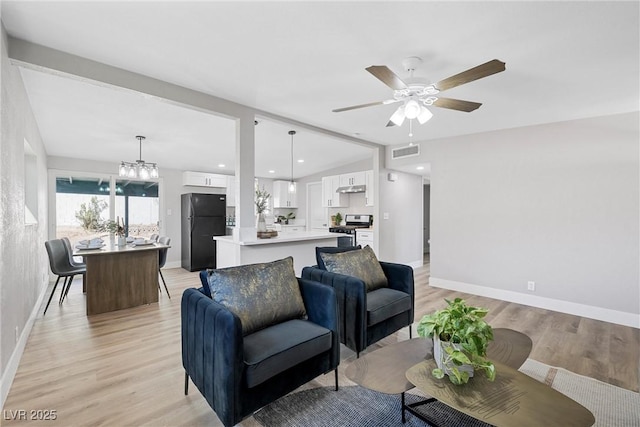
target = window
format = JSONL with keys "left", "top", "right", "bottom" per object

{"left": 54, "top": 175, "right": 160, "bottom": 245}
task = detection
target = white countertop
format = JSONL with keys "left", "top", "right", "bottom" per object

{"left": 214, "top": 231, "right": 340, "bottom": 246}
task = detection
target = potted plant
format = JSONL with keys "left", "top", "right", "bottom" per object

{"left": 101, "top": 217, "right": 126, "bottom": 245}
{"left": 334, "top": 212, "right": 343, "bottom": 226}
{"left": 255, "top": 186, "right": 271, "bottom": 233}
{"left": 417, "top": 298, "right": 496, "bottom": 385}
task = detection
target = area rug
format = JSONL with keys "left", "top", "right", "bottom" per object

{"left": 254, "top": 359, "right": 640, "bottom": 427}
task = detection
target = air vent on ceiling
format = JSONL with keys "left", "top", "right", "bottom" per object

{"left": 392, "top": 144, "right": 420, "bottom": 159}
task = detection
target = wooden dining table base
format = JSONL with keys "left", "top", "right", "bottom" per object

{"left": 85, "top": 249, "right": 159, "bottom": 315}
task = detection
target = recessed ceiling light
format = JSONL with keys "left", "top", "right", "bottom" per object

{"left": 297, "top": 159, "right": 304, "bottom": 163}
{"left": 218, "top": 164, "right": 225, "bottom": 168}
{"left": 416, "top": 166, "right": 424, "bottom": 170}
{"left": 268, "top": 170, "right": 275, "bottom": 174}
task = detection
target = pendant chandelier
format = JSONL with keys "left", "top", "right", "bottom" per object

{"left": 288, "top": 130, "right": 296, "bottom": 193}
{"left": 118, "top": 135, "right": 159, "bottom": 180}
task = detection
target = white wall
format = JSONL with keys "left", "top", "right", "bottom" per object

{"left": 387, "top": 112, "right": 640, "bottom": 327}
{"left": 0, "top": 24, "right": 50, "bottom": 407}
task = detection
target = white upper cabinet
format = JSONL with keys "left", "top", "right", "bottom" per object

{"left": 339, "top": 171, "right": 366, "bottom": 187}
{"left": 321, "top": 175, "right": 348, "bottom": 208}
{"left": 272, "top": 180, "right": 298, "bottom": 208}
{"left": 183, "top": 171, "right": 228, "bottom": 188}
{"left": 365, "top": 170, "right": 374, "bottom": 207}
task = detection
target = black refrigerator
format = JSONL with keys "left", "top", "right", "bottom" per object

{"left": 181, "top": 193, "right": 227, "bottom": 271}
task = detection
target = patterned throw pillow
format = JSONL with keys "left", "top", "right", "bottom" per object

{"left": 320, "top": 245, "right": 388, "bottom": 292}
{"left": 315, "top": 245, "right": 361, "bottom": 270}
{"left": 205, "top": 257, "right": 307, "bottom": 336}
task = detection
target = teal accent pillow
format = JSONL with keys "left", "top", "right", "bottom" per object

{"left": 320, "top": 245, "right": 388, "bottom": 292}
{"left": 206, "top": 257, "right": 307, "bottom": 336}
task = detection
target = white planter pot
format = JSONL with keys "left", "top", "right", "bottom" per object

{"left": 433, "top": 335, "right": 474, "bottom": 378}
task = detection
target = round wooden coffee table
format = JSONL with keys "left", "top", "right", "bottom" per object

{"left": 345, "top": 328, "right": 533, "bottom": 395}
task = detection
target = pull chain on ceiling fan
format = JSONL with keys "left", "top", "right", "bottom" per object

{"left": 333, "top": 57, "right": 506, "bottom": 129}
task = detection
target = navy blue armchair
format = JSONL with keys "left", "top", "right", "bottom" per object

{"left": 302, "top": 260, "right": 414, "bottom": 357}
{"left": 181, "top": 277, "right": 340, "bottom": 427}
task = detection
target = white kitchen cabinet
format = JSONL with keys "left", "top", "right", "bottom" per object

{"left": 356, "top": 229, "right": 375, "bottom": 255}
{"left": 322, "top": 175, "right": 348, "bottom": 208}
{"left": 272, "top": 180, "right": 298, "bottom": 208}
{"left": 365, "top": 170, "right": 374, "bottom": 207}
{"left": 183, "top": 171, "right": 228, "bottom": 188}
{"left": 339, "top": 171, "right": 366, "bottom": 187}
{"left": 226, "top": 176, "right": 236, "bottom": 207}
{"left": 279, "top": 225, "right": 304, "bottom": 234}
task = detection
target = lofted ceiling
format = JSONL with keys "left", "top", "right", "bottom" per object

{"left": 2, "top": 1, "right": 638, "bottom": 179}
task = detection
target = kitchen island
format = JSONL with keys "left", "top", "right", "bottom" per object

{"left": 213, "top": 231, "right": 339, "bottom": 275}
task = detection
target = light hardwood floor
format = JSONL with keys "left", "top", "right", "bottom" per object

{"left": 2, "top": 258, "right": 638, "bottom": 426}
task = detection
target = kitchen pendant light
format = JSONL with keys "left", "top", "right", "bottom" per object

{"left": 118, "top": 135, "right": 159, "bottom": 180}
{"left": 288, "top": 130, "right": 296, "bottom": 193}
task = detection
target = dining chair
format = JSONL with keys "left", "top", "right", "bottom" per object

{"left": 61, "top": 237, "right": 87, "bottom": 294}
{"left": 150, "top": 233, "right": 159, "bottom": 242}
{"left": 157, "top": 236, "right": 171, "bottom": 298}
{"left": 44, "top": 239, "right": 86, "bottom": 315}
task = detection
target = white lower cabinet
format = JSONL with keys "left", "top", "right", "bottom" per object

{"left": 356, "top": 229, "right": 375, "bottom": 254}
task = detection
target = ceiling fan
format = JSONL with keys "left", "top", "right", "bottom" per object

{"left": 333, "top": 57, "right": 506, "bottom": 127}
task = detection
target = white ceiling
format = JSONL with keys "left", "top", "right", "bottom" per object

{"left": 2, "top": 1, "right": 638, "bottom": 178}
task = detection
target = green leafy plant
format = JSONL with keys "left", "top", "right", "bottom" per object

{"left": 255, "top": 186, "right": 271, "bottom": 214}
{"left": 334, "top": 212, "right": 342, "bottom": 225}
{"left": 75, "top": 196, "right": 108, "bottom": 232}
{"left": 417, "top": 298, "right": 496, "bottom": 385}
{"left": 100, "top": 217, "right": 125, "bottom": 237}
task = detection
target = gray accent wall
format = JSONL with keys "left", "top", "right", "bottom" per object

{"left": 1, "top": 24, "right": 50, "bottom": 405}
{"left": 387, "top": 112, "right": 640, "bottom": 323}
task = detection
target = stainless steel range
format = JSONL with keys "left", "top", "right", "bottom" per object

{"left": 330, "top": 215, "right": 372, "bottom": 247}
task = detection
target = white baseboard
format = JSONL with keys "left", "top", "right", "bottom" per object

{"left": 429, "top": 277, "right": 639, "bottom": 329}
{"left": 1, "top": 280, "right": 48, "bottom": 409}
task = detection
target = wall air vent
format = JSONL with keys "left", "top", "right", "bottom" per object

{"left": 391, "top": 144, "right": 420, "bottom": 159}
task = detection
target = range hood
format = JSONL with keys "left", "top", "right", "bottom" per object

{"left": 336, "top": 184, "right": 366, "bottom": 194}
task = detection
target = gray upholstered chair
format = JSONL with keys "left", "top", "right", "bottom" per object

{"left": 44, "top": 239, "right": 86, "bottom": 315}
{"left": 157, "top": 236, "right": 171, "bottom": 297}
{"left": 61, "top": 237, "right": 86, "bottom": 293}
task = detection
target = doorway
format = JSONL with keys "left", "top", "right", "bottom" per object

{"left": 307, "top": 181, "right": 328, "bottom": 230}
{"left": 423, "top": 183, "right": 430, "bottom": 254}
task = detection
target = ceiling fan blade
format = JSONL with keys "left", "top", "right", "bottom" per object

{"left": 433, "top": 97, "right": 483, "bottom": 112}
{"left": 332, "top": 101, "right": 388, "bottom": 113}
{"left": 366, "top": 65, "right": 408, "bottom": 90}
{"left": 434, "top": 59, "right": 506, "bottom": 92}
{"left": 332, "top": 99, "right": 400, "bottom": 113}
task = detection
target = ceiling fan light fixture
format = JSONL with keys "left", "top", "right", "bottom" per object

{"left": 404, "top": 99, "right": 421, "bottom": 119}
{"left": 417, "top": 106, "right": 433, "bottom": 124}
{"left": 389, "top": 106, "right": 406, "bottom": 126}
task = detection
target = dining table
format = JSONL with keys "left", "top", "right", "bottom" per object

{"left": 73, "top": 241, "right": 170, "bottom": 315}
